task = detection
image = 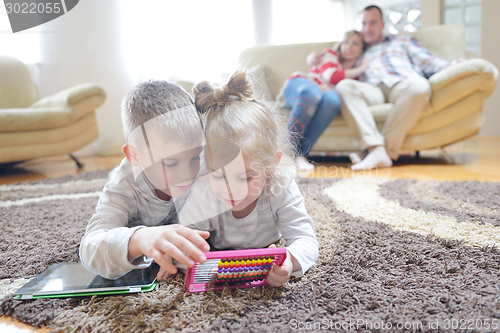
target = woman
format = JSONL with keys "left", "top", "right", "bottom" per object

{"left": 281, "top": 30, "right": 369, "bottom": 171}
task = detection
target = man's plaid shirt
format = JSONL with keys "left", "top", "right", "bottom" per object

{"left": 360, "top": 34, "right": 453, "bottom": 87}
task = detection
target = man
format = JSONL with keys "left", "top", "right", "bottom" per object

{"left": 336, "top": 5, "right": 461, "bottom": 170}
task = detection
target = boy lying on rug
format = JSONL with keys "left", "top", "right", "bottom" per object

{"left": 178, "top": 71, "right": 318, "bottom": 286}
{"left": 79, "top": 81, "right": 211, "bottom": 280}
{"left": 80, "top": 75, "right": 318, "bottom": 288}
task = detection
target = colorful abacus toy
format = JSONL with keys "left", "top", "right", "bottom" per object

{"left": 185, "top": 247, "right": 287, "bottom": 293}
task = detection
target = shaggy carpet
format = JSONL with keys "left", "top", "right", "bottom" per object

{"left": 0, "top": 172, "right": 499, "bottom": 332}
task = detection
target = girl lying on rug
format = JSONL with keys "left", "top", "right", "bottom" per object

{"left": 178, "top": 71, "right": 319, "bottom": 287}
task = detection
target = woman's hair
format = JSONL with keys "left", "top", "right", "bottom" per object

{"left": 193, "top": 70, "right": 295, "bottom": 176}
{"left": 337, "top": 30, "right": 368, "bottom": 63}
{"left": 121, "top": 80, "right": 202, "bottom": 147}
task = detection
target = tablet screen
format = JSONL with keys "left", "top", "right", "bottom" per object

{"left": 15, "top": 262, "right": 159, "bottom": 296}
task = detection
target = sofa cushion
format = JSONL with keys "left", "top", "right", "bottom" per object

{"left": 246, "top": 65, "right": 274, "bottom": 102}
{"left": 402, "top": 24, "right": 465, "bottom": 61}
{"left": 238, "top": 42, "right": 334, "bottom": 98}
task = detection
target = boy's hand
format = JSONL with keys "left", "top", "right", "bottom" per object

{"left": 266, "top": 244, "right": 293, "bottom": 287}
{"left": 128, "top": 225, "right": 210, "bottom": 275}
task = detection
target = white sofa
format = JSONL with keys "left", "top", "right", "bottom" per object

{"left": 236, "top": 24, "right": 498, "bottom": 154}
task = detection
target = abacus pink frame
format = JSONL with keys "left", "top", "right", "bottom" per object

{"left": 185, "top": 247, "right": 287, "bottom": 293}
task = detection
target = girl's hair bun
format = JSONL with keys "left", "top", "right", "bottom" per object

{"left": 193, "top": 70, "right": 253, "bottom": 114}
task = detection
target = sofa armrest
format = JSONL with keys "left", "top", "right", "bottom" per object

{"left": 0, "top": 84, "right": 106, "bottom": 133}
{"left": 30, "top": 83, "right": 106, "bottom": 109}
{"left": 428, "top": 59, "right": 498, "bottom": 112}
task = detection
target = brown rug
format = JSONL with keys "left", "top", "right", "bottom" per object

{"left": 1, "top": 172, "right": 499, "bottom": 332}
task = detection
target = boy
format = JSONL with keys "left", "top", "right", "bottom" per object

{"left": 79, "top": 80, "right": 210, "bottom": 280}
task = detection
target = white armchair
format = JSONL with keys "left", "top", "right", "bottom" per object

{"left": 0, "top": 55, "right": 106, "bottom": 167}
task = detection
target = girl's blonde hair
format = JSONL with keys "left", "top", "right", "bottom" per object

{"left": 337, "top": 30, "right": 368, "bottom": 63}
{"left": 193, "top": 70, "right": 295, "bottom": 176}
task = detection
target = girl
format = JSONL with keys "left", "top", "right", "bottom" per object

{"left": 178, "top": 71, "right": 319, "bottom": 287}
{"left": 281, "top": 30, "right": 369, "bottom": 171}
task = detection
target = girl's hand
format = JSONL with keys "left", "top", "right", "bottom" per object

{"left": 266, "top": 244, "right": 293, "bottom": 287}
{"left": 306, "top": 52, "right": 322, "bottom": 69}
{"left": 157, "top": 266, "right": 171, "bottom": 281}
{"left": 360, "top": 58, "right": 371, "bottom": 70}
{"left": 128, "top": 225, "right": 210, "bottom": 275}
{"left": 318, "top": 83, "right": 330, "bottom": 93}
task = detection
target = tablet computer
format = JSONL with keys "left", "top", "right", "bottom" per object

{"left": 14, "top": 262, "right": 159, "bottom": 300}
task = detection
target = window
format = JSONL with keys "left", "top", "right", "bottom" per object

{"left": 383, "top": 1, "right": 422, "bottom": 34}
{"left": 119, "top": 0, "right": 346, "bottom": 84}
{"left": 0, "top": 7, "right": 41, "bottom": 64}
{"left": 120, "top": 0, "right": 254, "bottom": 83}
{"left": 271, "top": 0, "right": 345, "bottom": 45}
{"left": 443, "top": 0, "right": 481, "bottom": 56}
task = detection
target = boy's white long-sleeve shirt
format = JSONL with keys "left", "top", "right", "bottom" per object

{"left": 178, "top": 169, "right": 319, "bottom": 276}
{"left": 79, "top": 158, "right": 181, "bottom": 279}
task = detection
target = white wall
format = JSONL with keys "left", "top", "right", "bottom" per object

{"left": 479, "top": 0, "right": 500, "bottom": 137}
{"left": 38, "top": 0, "right": 135, "bottom": 156}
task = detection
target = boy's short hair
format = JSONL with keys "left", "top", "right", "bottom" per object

{"left": 121, "top": 80, "right": 202, "bottom": 147}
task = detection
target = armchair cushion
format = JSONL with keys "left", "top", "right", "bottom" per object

{"left": 0, "top": 56, "right": 38, "bottom": 108}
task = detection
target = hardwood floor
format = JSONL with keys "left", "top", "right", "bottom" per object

{"left": 1, "top": 136, "right": 499, "bottom": 186}
{"left": 306, "top": 136, "right": 500, "bottom": 181}
{"left": 1, "top": 136, "right": 499, "bottom": 332}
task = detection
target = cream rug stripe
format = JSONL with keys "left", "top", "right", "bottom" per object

{"left": 324, "top": 178, "right": 500, "bottom": 248}
{"left": 408, "top": 181, "right": 500, "bottom": 218}
{"left": 0, "top": 278, "right": 30, "bottom": 301}
{"left": 0, "top": 191, "right": 102, "bottom": 208}
{"left": 0, "top": 178, "right": 107, "bottom": 192}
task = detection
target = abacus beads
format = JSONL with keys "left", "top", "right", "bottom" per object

{"left": 214, "top": 256, "right": 274, "bottom": 284}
